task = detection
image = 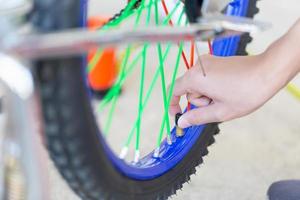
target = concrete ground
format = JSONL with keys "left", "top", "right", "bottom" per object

{"left": 48, "top": 0, "right": 300, "bottom": 199}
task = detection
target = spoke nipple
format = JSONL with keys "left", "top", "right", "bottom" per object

{"left": 167, "top": 135, "right": 172, "bottom": 145}
{"left": 175, "top": 113, "right": 184, "bottom": 137}
{"left": 134, "top": 150, "right": 140, "bottom": 163}
{"left": 119, "top": 147, "right": 128, "bottom": 159}
{"left": 153, "top": 147, "right": 160, "bottom": 158}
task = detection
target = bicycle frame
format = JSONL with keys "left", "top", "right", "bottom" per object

{"left": 2, "top": 15, "right": 269, "bottom": 59}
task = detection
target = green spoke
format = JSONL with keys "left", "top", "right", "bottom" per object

{"left": 88, "top": 0, "right": 180, "bottom": 76}
{"left": 157, "top": 44, "right": 171, "bottom": 135}
{"left": 135, "top": 45, "right": 147, "bottom": 151}
{"left": 123, "top": 7, "right": 186, "bottom": 149}
{"left": 99, "top": 0, "right": 189, "bottom": 159}
{"left": 87, "top": 49, "right": 103, "bottom": 73}
{"left": 98, "top": 0, "right": 182, "bottom": 111}
{"left": 88, "top": 0, "right": 148, "bottom": 74}
{"left": 154, "top": 0, "right": 171, "bottom": 137}
{"left": 97, "top": 52, "right": 143, "bottom": 111}
{"left": 155, "top": 18, "right": 189, "bottom": 146}
{"left": 124, "top": 43, "right": 172, "bottom": 147}
{"left": 103, "top": 0, "right": 149, "bottom": 136}
{"left": 103, "top": 46, "right": 132, "bottom": 135}
{"left": 102, "top": 0, "right": 155, "bottom": 30}
{"left": 156, "top": 41, "right": 184, "bottom": 146}
{"left": 162, "top": 1, "right": 181, "bottom": 24}
{"left": 105, "top": 0, "right": 141, "bottom": 27}
{"left": 98, "top": 0, "right": 153, "bottom": 112}
{"left": 134, "top": 0, "right": 145, "bottom": 24}
{"left": 156, "top": 18, "right": 188, "bottom": 146}
{"left": 135, "top": 0, "right": 152, "bottom": 152}
{"left": 87, "top": 0, "right": 141, "bottom": 73}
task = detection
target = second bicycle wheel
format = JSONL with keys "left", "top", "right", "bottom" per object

{"left": 33, "top": 0, "right": 259, "bottom": 199}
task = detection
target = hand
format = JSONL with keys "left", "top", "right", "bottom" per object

{"left": 169, "top": 19, "right": 300, "bottom": 128}
{"left": 169, "top": 54, "right": 279, "bottom": 128}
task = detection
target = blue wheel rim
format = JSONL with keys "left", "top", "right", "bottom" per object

{"left": 82, "top": 0, "right": 250, "bottom": 180}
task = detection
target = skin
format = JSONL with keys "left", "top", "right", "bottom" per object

{"left": 169, "top": 18, "right": 300, "bottom": 128}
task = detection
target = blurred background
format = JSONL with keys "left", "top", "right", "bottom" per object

{"left": 37, "top": 0, "right": 300, "bottom": 199}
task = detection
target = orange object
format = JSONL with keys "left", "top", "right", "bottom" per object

{"left": 87, "top": 16, "right": 118, "bottom": 91}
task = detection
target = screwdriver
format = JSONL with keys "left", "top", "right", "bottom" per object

{"left": 195, "top": 43, "right": 206, "bottom": 77}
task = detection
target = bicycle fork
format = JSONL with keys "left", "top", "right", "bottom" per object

{"left": 0, "top": 54, "right": 49, "bottom": 200}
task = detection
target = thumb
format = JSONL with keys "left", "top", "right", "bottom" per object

{"left": 178, "top": 104, "right": 221, "bottom": 128}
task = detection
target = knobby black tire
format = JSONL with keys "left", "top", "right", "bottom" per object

{"left": 32, "top": 0, "right": 259, "bottom": 199}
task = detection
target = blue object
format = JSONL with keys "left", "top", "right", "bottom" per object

{"left": 268, "top": 180, "right": 300, "bottom": 200}
{"left": 82, "top": 0, "right": 250, "bottom": 180}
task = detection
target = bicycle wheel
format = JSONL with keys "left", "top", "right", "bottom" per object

{"left": 32, "top": 0, "right": 259, "bottom": 199}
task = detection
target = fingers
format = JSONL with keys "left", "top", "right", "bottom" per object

{"left": 178, "top": 104, "right": 221, "bottom": 128}
{"left": 168, "top": 58, "right": 212, "bottom": 116}
{"left": 169, "top": 75, "right": 188, "bottom": 116}
{"left": 187, "top": 93, "right": 211, "bottom": 107}
{"left": 172, "top": 75, "right": 190, "bottom": 97}
{"left": 169, "top": 73, "right": 201, "bottom": 115}
{"left": 169, "top": 95, "right": 181, "bottom": 116}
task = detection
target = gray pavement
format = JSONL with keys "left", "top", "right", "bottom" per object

{"left": 48, "top": 0, "right": 300, "bottom": 199}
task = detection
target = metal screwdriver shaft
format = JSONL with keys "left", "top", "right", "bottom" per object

{"left": 195, "top": 44, "right": 206, "bottom": 77}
